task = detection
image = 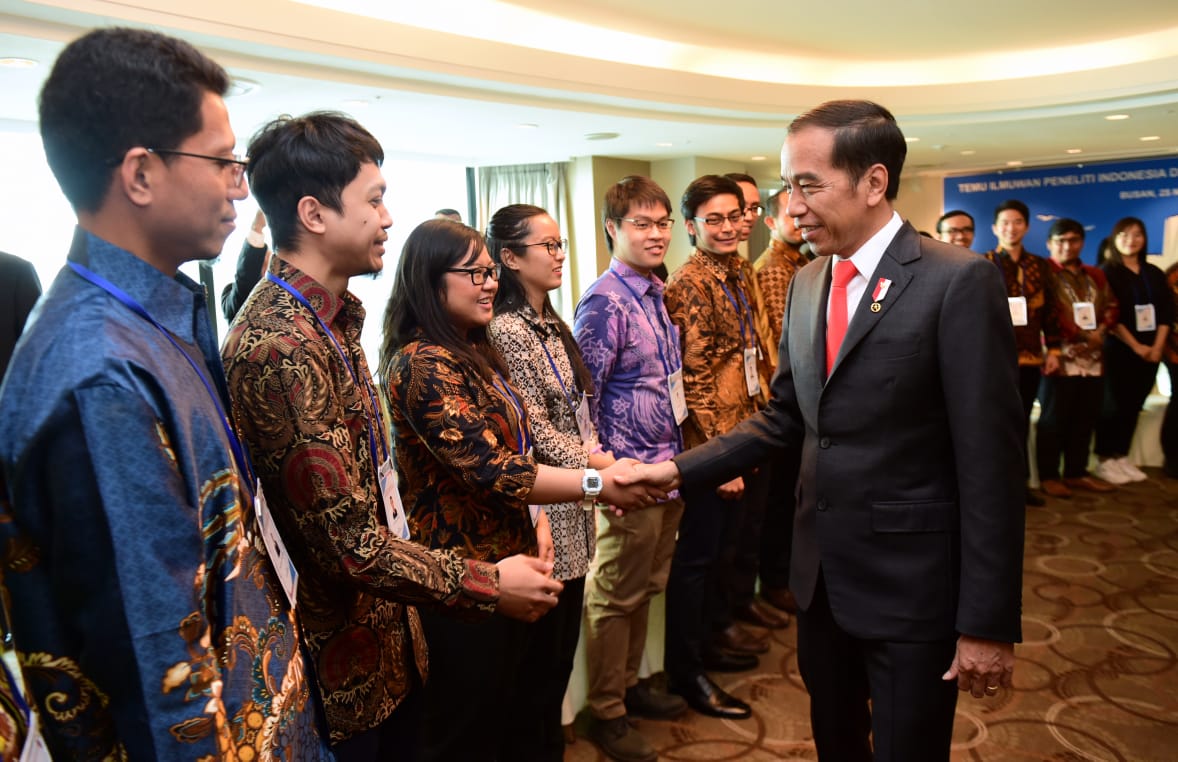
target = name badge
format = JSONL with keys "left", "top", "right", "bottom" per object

{"left": 19, "top": 711, "right": 50, "bottom": 762}
{"left": 529, "top": 505, "right": 541, "bottom": 526}
{"left": 1073, "top": 302, "right": 1097, "bottom": 331}
{"left": 255, "top": 480, "right": 298, "bottom": 609}
{"left": 743, "top": 347, "right": 760, "bottom": 397}
{"left": 668, "top": 367, "right": 688, "bottom": 425}
{"left": 1135, "top": 303, "right": 1157, "bottom": 332}
{"left": 575, "top": 393, "right": 594, "bottom": 447}
{"left": 1008, "top": 296, "right": 1028, "bottom": 327}
{"left": 378, "top": 456, "right": 410, "bottom": 540}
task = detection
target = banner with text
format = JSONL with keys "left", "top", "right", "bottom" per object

{"left": 942, "top": 156, "right": 1178, "bottom": 265}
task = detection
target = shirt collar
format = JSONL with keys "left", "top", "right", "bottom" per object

{"left": 693, "top": 247, "right": 743, "bottom": 281}
{"left": 271, "top": 256, "right": 366, "bottom": 333}
{"left": 71, "top": 228, "right": 206, "bottom": 345}
{"left": 833, "top": 211, "right": 902, "bottom": 280}
{"left": 765, "top": 238, "right": 808, "bottom": 268}
{"left": 609, "top": 257, "right": 664, "bottom": 297}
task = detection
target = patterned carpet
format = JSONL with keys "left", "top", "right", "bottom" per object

{"left": 566, "top": 470, "right": 1178, "bottom": 761}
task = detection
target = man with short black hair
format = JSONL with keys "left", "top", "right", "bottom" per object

{"left": 222, "top": 111, "right": 560, "bottom": 757}
{"left": 0, "top": 27, "right": 333, "bottom": 758}
{"left": 936, "top": 209, "right": 975, "bottom": 249}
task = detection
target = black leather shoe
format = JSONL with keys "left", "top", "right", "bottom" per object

{"left": 625, "top": 677, "right": 688, "bottom": 720}
{"left": 670, "top": 673, "right": 752, "bottom": 719}
{"left": 1026, "top": 488, "right": 1047, "bottom": 507}
{"left": 713, "top": 623, "right": 769, "bottom": 654}
{"left": 702, "top": 647, "right": 758, "bottom": 672}
{"left": 734, "top": 599, "right": 790, "bottom": 629}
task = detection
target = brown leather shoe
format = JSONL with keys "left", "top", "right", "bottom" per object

{"left": 712, "top": 624, "right": 769, "bottom": 654}
{"left": 761, "top": 586, "right": 798, "bottom": 614}
{"left": 734, "top": 599, "right": 790, "bottom": 629}
{"left": 1039, "top": 479, "right": 1072, "bottom": 499}
{"left": 1063, "top": 475, "right": 1117, "bottom": 493}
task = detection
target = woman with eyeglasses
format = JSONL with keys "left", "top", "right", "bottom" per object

{"left": 378, "top": 219, "right": 659, "bottom": 760}
{"left": 484, "top": 204, "right": 613, "bottom": 760}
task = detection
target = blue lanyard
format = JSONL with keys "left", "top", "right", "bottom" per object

{"left": 608, "top": 269, "right": 679, "bottom": 376}
{"left": 69, "top": 262, "right": 255, "bottom": 495}
{"left": 266, "top": 273, "right": 388, "bottom": 472}
{"left": 719, "top": 275, "right": 754, "bottom": 348}
{"left": 492, "top": 372, "right": 531, "bottom": 455}
{"left": 538, "top": 336, "right": 579, "bottom": 415}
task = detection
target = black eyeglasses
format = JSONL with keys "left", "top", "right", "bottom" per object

{"left": 147, "top": 148, "right": 249, "bottom": 187}
{"left": 447, "top": 264, "right": 501, "bottom": 285}
{"left": 522, "top": 239, "right": 567, "bottom": 257}
{"left": 694, "top": 212, "right": 745, "bottom": 228}
{"left": 743, "top": 204, "right": 764, "bottom": 219}
{"left": 618, "top": 217, "right": 675, "bottom": 232}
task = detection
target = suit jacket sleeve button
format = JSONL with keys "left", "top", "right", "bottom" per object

{"left": 817, "top": 499, "right": 829, "bottom": 511}
{"left": 819, "top": 437, "right": 831, "bottom": 448}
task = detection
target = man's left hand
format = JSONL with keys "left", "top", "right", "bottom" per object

{"left": 942, "top": 635, "right": 1014, "bottom": 698}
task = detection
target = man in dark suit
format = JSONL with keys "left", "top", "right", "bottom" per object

{"left": 0, "top": 251, "right": 41, "bottom": 383}
{"left": 630, "top": 100, "right": 1026, "bottom": 761}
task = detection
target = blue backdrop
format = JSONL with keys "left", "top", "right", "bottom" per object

{"left": 942, "top": 156, "right": 1178, "bottom": 265}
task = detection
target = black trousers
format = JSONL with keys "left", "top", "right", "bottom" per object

{"left": 416, "top": 610, "right": 537, "bottom": 761}
{"left": 519, "top": 575, "right": 585, "bottom": 762}
{"left": 797, "top": 574, "right": 959, "bottom": 762}
{"left": 1095, "top": 340, "right": 1158, "bottom": 457}
{"left": 758, "top": 449, "right": 799, "bottom": 590}
{"left": 1036, "top": 375, "right": 1102, "bottom": 480}
{"left": 332, "top": 686, "right": 422, "bottom": 762}
{"left": 727, "top": 465, "right": 771, "bottom": 609}
{"left": 665, "top": 476, "right": 747, "bottom": 681}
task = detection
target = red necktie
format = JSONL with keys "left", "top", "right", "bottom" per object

{"left": 826, "top": 259, "right": 858, "bottom": 377}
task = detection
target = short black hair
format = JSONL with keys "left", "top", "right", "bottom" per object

{"left": 435, "top": 208, "right": 461, "bottom": 218}
{"left": 789, "top": 100, "right": 906, "bottom": 201}
{"left": 936, "top": 209, "right": 974, "bottom": 233}
{"left": 601, "top": 176, "right": 672, "bottom": 253}
{"left": 1047, "top": 218, "right": 1084, "bottom": 241}
{"left": 993, "top": 199, "right": 1030, "bottom": 225}
{"left": 246, "top": 112, "right": 384, "bottom": 253}
{"left": 38, "top": 27, "right": 229, "bottom": 212}
{"left": 681, "top": 175, "right": 744, "bottom": 247}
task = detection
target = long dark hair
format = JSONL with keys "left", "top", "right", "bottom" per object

{"left": 379, "top": 219, "right": 508, "bottom": 384}
{"left": 1103, "top": 216, "right": 1149, "bottom": 268}
{"left": 485, "top": 204, "right": 593, "bottom": 395}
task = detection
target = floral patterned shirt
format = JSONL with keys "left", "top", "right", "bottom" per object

{"left": 755, "top": 239, "right": 810, "bottom": 363}
{"left": 489, "top": 305, "right": 595, "bottom": 581}
{"left": 0, "top": 230, "right": 332, "bottom": 759}
{"left": 222, "top": 258, "right": 498, "bottom": 743}
{"left": 665, "top": 248, "right": 763, "bottom": 449}
{"left": 387, "top": 335, "right": 540, "bottom": 562}
{"left": 1047, "top": 260, "right": 1118, "bottom": 377}
{"left": 983, "top": 248, "right": 1062, "bottom": 366}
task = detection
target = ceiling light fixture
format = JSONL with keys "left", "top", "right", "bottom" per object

{"left": 905, "top": 137, "right": 920, "bottom": 143}
{"left": 0, "top": 57, "right": 37, "bottom": 69}
{"left": 517, "top": 123, "right": 539, "bottom": 129}
{"left": 750, "top": 155, "right": 766, "bottom": 161}
{"left": 1006, "top": 160, "right": 1023, "bottom": 167}
{"left": 655, "top": 141, "right": 673, "bottom": 147}
{"left": 960, "top": 150, "right": 976, "bottom": 156}
{"left": 1066, "top": 148, "right": 1083, "bottom": 154}
{"left": 227, "top": 77, "right": 261, "bottom": 97}
{"left": 585, "top": 132, "right": 619, "bottom": 141}
{"left": 1105, "top": 114, "right": 1130, "bottom": 121}
{"left": 1140, "top": 135, "right": 1160, "bottom": 141}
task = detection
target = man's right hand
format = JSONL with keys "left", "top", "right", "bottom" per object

{"left": 495, "top": 554, "right": 562, "bottom": 622}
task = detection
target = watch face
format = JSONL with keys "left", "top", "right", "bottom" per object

{"left": 587, "top": 477, "right": 602, "bottom": 490}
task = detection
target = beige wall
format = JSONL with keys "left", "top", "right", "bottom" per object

{"left": 895, "top": 172, "right": 947, "bottom": 236}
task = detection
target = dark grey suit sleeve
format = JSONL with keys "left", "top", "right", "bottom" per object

{"left": 220, "top": 242, "right": 267, "bottom": 322}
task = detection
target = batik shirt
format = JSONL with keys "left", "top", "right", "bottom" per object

{"left": 984, "top": 248, "right": 1062, "bottom": 366}
{"left": 574, "top": 259, "right": 683, "bottom": 465}
{"left": 755, "top": 239, "right": 810, "bottom": 359}
{"left": 0, "top": 229, "right": 332, "bottom": 760}
{"left": 387, "top": 335, "right": 539, "bottom": 562}
{"left": 222, "top": 259, "right": 498, "bottom": 743}
{"left": 1047, "top": 260, "right": 1118, "bottom": 377}
{"left": 664, "top": 249, "right": 763, "bottom": 450}
{"left": 489, "top": 306, "right": 595, "bottom": 582}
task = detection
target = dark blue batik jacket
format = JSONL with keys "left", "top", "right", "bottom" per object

{"left": 0, "top": 229, "right": 332, "bottom": 760}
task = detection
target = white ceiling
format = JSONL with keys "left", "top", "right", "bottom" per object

{"left": 1, "top": 0, "right": 1177, "bottom": 184}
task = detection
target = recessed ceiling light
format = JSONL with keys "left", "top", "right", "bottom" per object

{"left": 905, "top": 137, "right": 920, "bottom": 143}
{"left": 1006, "top": 160, "right": 1023, "bottom": 167}
{"left": 517, "top": 123, "right": 539, "bottom": 129}
{"left": 342, "top": 99, "right": 369, "bottom": 109}
{"left": 750, "top": 155, "right": 766, "bottom": 161}
{"left": 227, "top": 77, "right": 261, "bottom": 97}
{"left": 1105, "top": 114, "right": 1130, "bottom": 121}
{"left": 1066, "top": 148, "right": 1083, "bottom": 154}
{"left": 0, "top": 57, "right": 37, "bottom": 69}
{"left": 960, "top": 150, "right": 976, "bottom": 156}
{"left": 1140, "top": 135, "right": 1161, "bottom": 141}
{"left": 655, "top": 141, "right": 673, "bottom": 147}
{"left": 585, "top": 132, "right": 620, "bottom": 141}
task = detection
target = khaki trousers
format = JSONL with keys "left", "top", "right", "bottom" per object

{"left": 584, "top": 497, "right": 685, "bottom": 720}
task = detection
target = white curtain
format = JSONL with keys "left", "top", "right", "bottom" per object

{"left": 476, "top": 162, "right": 573, "bottom": 316}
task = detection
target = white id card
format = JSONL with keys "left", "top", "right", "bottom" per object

{"left": 378, "top": 456, "right": 410, "bottom": 540}
{"left": 575, "top": 393, "right": 593, "bottom": 445}
{"left": 668, "top": 367, "right": 688, "bottom": 425}
{"left": 255, "top": 480, "right": 298, "bottom": 609}
{"left": 1073, "top": 302, "right": 1097, "bottom": 331}
{"left": 19, "top": 711, "right": 50, "bottom": 762}
{"left": 1008, "top": 296, "right": 1028, "bottom": 327}
{"left": 743, "top": 347, "right": 760, "bottom": 397}
{"left": 529, "top": 505, "right": 541, "bottom": 526}
{"left": 1135, "top": 303, "right": 1157, "bottom": 332}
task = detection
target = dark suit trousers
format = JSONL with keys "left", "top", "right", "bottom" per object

{"left": 1095, "top": 340, "right": 1159, "bottom": 457}
{"left": 666, "top": 479, "right": 745, "bottom": 680}
{"left": 727, "top": 466, "right": 771, "bottom": 609}
{"left": 797, "top": 574, "right": 958, "bottom": 762}
{"left": 758, "top": 450, "right": 799, "bottom": 590}
{"left": 1036, "top": 375, "right": 1102, "bottom": 480}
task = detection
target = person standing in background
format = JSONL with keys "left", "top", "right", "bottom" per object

{"left": 0, "top": 251, "right": 40, "bottom": 383}
{"left": 220, "top": 208, "right": 269, "bottom": 322}
{"left": 935, "top": 210, "right": 976, "bottom": 250}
